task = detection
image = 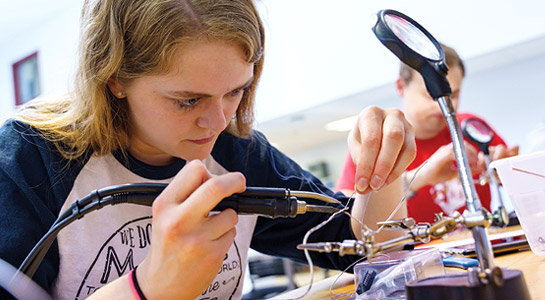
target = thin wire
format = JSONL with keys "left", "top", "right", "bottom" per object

{"left": 283, "top": 162, "right": 429, "bottom": 299}
{"left": 288, "top": 188, "right": 384, "bottom": 299}
{"left": 340, "top": 198, "right": 374, "bottom": 240}
{"left": 325, "top": 252, "right": 389, "bottom": 300}
{"left": 374, "top": 161, "right": 428, "bottom": 234}
{"left": 323, "top": 162, "right": 429, "bottom": 299}
{"left": 326, "top": 255, "right": 368, "bottom": 299}
{"left": 325, "top": 191, "right": 374, "bottom": 300}
{"left": 292, "top": 197, "right": 353, "bottom": 299}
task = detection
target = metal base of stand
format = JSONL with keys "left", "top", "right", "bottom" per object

{"left": 406, "top": 269, "right": 530, "bottom": 300}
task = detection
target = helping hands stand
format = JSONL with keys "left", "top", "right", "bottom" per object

{"left": 298, "top": 199, "right": 530, "bottom": 299}
{"left": 298, "top": 9, "right": 530, "bottom": 300}
{"left": 407, "top": 96, "right": 530, "bottom": 300}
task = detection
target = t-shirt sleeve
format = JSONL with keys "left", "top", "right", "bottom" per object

{"left": 335, "top": 151, "right": 356, "bottom": 192}
{"left": 0, "top": 120, "right": 68, "bottom": 297}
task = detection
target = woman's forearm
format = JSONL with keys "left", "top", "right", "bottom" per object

{"left": 350, "top": 177, "right": 407, "bottom": 242}
{"left": 86, "top": 274, "right": 134, "bottom": 300}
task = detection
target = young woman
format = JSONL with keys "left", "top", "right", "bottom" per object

{"left": 0, "top": 0, "right": 415, "bottom": 299}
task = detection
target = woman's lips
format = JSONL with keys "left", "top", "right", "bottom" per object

{"left": 189, "top": 135, "right": 214, "bottom": 145}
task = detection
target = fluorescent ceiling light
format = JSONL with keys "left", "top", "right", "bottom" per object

{"left": 325, "top": 115, "right": 358, "bottom": 132}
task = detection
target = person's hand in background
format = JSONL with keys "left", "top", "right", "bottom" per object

{"left": 404, "top": 141, "right": 485, "bottom": 193}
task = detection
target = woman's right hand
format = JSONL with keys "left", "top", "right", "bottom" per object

{"left": 137, "top": 160, "right": 246, "bottom": 300}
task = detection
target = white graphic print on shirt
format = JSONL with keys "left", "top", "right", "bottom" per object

{"left": 52, "top": 154, "right": 256, "bottom": 300}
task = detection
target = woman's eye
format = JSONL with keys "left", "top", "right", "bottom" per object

{"left": 230, "top": 89, "right": 242, "bottom": 97}
{"left": 175, "top": 97, "right": 199, "bottom": 108}
{"left": 230, "top": 87, "right": 249, "bottom": 97}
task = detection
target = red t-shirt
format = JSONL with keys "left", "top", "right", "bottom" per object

{"left": 335, "top": 112, "right": 507, "bottom": 223}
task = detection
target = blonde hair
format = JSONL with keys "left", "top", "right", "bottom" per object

{"left": 14, "top": 0, "right": 264, "bottom": 160}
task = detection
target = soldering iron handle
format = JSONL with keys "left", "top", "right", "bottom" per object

{"left": 214, "top": 196, "right": 298, "bottom": 218}
{"left": 106, "top": 185, "right": 296, "bottom": 218}
{"left": 239, "top": 187, "right": 288, "bottom": 198}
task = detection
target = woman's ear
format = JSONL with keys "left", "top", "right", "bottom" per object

{"left": 107, "top": 77, "right": 126, "bottom": 98}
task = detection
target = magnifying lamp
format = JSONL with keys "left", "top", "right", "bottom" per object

{"left": 372, "top": 9, "right": 530, "bottom": 300}
{"left": 462, "top": 118, "right": 510, "bottom": 227}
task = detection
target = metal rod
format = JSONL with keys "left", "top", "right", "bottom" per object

{"left": 304, "top": 205, "right": 341, "bottom": 214}
{"left": 290, "top": 190, "right": 341, "bottom": 204}
{"left": 485, "top": 155, "right": 506, "bottom": 209}
{"left": 436, "top": 95, "right": 495, "bottom": 271}
{"left": 377, "top": 235, "right": 415, "bottom": 252}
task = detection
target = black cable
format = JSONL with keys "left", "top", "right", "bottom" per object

{"left": 16, "top": 183, "right": 340, "bottom": 280}
{"left": 19, "top": 184, "right": 164, "bottom": 279}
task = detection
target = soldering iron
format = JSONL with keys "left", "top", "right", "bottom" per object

{"left": 16, "top": 183, "right": 343, "bottom": 280}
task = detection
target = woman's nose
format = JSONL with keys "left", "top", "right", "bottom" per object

{"left": 196, "top": 99, "right": 227, "bottom": 131}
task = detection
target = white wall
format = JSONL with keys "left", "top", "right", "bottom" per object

{"left": 461, "top": 53, "right": 545, "bottom": 153}
{"left": 0, "top": 1, "right": 82, "bottom": 121}
{"left": 255, "top": 0, "right": 545, "bottom": 122}
{"left": 289, "top": 48, "right": 545, "bottom": 186}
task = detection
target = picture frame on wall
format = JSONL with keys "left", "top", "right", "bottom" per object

{"left": 12, "top": 51, "right": 41, "bottom": 106}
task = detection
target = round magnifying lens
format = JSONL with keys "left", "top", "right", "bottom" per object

{"left": 463, "top": 119, "right": 494, "bottom": 145}
{"left": 384, "top": 14, "right": 441, "bottom": 61}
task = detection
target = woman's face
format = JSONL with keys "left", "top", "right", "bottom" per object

{"left": 117, "top": 39, "right": 254, "bottom": 166}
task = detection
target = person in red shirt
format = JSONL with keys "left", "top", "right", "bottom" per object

{"left": 336, "top": 43, "right": 519, "bottom": 223}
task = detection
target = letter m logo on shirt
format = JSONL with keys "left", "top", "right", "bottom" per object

{"left": 100, "top": 246, "right": 135, "bottom": 283}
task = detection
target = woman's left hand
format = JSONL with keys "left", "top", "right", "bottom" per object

{"left": 348, "top": 106, "right": 416, "bottom": 194}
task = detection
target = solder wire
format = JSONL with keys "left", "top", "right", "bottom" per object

{"left": 292, "top": 193, "right": 354, "bottom": 300}
{"left": 326, "top": 161, "right": 428, "bottom": 299}
{"left": 372, "top": 161, "right": 427, "bottom": 235}
{"left": 272, "top": 161, "right": 429, "bottom": 299}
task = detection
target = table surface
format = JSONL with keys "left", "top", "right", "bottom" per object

{"left": 272, "top": 225, "right": 545, "bottom": 300}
